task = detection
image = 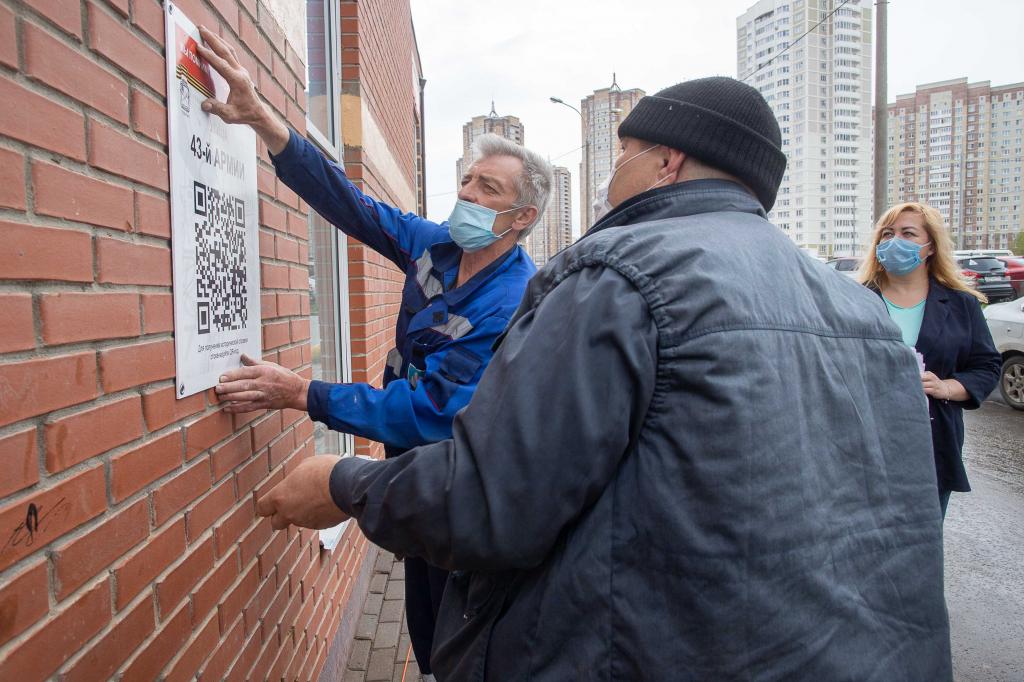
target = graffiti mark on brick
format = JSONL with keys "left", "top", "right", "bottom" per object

{"left": 1, "top": 498, "right": 71, "bottom": 558}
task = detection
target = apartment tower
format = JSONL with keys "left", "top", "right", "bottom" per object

{"left": 580, "top": 75, "right": 645, "bottom": 229}
{"left": 455, "top": 102, "right": 524, "bottom": 183}
{"left": 738, "top": 0, "right": 873, "bottom": 257}
{"left": 886, "top": 78, "right": 1024, "bottom": 250}
{"left": 526, "top": 165, "right": 573, "bottom": 266}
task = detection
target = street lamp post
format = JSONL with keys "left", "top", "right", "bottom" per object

{"left": 550, "top": 96, "right": 587, "bottom": 232}
{"left": 549, "top": 96, "right": 581, "bottom": 117}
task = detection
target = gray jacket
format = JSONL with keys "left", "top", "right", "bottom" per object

{"left": 330, "top": 180, "right": 951, "bottom": 681}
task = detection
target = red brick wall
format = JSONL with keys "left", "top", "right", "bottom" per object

{"left": 339, "top": 0, "right": 418, "bottom": 459}
{"left": 352, "top": 0, "right": 417, "bottom": 193}
{"left": 0, "top": 0, "right": 389, "bottom": 679}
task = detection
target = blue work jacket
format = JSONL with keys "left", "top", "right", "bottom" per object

{"left": 271, "top": 130, "right": 536, "bottom": 452}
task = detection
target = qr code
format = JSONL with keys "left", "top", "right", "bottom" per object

{"left": 193, "top": 181, "right": 247, "bottom": 334}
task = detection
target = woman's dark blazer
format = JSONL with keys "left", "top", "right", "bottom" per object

{"left": 875, "top": 279, "right": 1001, "bottom": 492}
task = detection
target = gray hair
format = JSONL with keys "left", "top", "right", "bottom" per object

{"left": 472, "top": 133, "right": 553, "bottom": 238}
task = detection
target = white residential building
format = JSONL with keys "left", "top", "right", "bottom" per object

{"left": 737, "top": 0, "right": 873, "bottom": 257}
{"left": 526, "top": 166, "right": 572, "bottom": 266}
{"left": 579, "top": 76, "right": 645, "bottom": 229}
{"left": 455, "top": 102, "right": 524, "bottom": 184}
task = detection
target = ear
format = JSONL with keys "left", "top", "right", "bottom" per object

{"left": 662, "top": 148, "right": 686, "bottom": 183}
{"left": 509, "top": 206, "right": 539, "bottom": 232}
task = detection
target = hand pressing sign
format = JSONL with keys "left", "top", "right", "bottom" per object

{"left": 215, "top": 354, "right": 310, "bottom": 413}
{"left": 195, "top": 25, "right": 291, "bottom": 155}
{"left": 255, "top": 455, "right": 349, "bottom": 530}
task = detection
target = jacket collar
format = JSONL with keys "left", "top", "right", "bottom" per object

{"left": 915, "top": 278, "right": 951, "bottom": 359}
{"left": 872, "top": 277, "right": 950, "bottom": 356}
{"left": 429, "top": 239, "right": 527, "bottom": 307}
{"left": 584, "top": 179, "right": 766, "bottom": 241}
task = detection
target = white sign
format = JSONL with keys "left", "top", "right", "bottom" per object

{"left": 165, "top": 3, "right": 260, "bottom": 399}
{"left": 319, "top": 520, "right": 350, "bottom": 552}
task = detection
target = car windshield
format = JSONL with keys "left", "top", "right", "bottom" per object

{"left": 959, "top": 257, "right": 1006, "bottom": 271}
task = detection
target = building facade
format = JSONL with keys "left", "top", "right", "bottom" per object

{"left": 886, "top": 78, "right": 1024, "bottom": 250}
{"left": 454, "top": 102, "right": 524, "bottom": 184}
{"left": 0, "top": 0, "right": 423, "bottom": 679}
{"left": 526, "top": 165, "right": 572, "bottom": 266}
{"left": 580, "top": 75, "right": 644, "bottom": 229}
{"left": 738, "top": 0, "right": 873, "bottom": 257}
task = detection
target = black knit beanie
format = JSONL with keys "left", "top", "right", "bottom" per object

{"left": 617, "top": 77, "right": 786, "bottom": 211}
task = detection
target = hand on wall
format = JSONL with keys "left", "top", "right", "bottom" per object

{"left": 216, "top": 354, "right": 310, "bottom": 412}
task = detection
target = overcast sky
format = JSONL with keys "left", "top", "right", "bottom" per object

{"left": 408, "top": 0, "right": 1024, "bottom": 232}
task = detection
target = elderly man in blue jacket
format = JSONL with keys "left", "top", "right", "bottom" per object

{"left": 195, "top": 28, "right": 549, "bottom": 679}
{"left": 248, "top": 74, "right": 953, "bottom": 680}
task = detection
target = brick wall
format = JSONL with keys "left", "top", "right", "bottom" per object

{"left": 339, "top": 0, "right": 419, "bottom": 459}
{"left": 0, "top": 0, "right": 393, "bottom": 679}
{"left": 352, "top": 0, "right": 417, "bottom": 194}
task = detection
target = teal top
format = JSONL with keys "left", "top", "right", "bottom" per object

{"left": 883, "top": 296, "right": 926, "bottom": 347}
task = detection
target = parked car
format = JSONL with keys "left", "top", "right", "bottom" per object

{"left": 996, "top": 256, "right": 1024, "bottom": 297}
{"left": 825, "top": 257, "right": 861, "bottom": 278}
{"left": 954, "top": 249, "right": 1014, "bottom": 259}
{"left": 957, "top": 256, "right": 1016, "bottom": 303}
{"left": 983, "top": 296, "right": 1024, "bottom": 411}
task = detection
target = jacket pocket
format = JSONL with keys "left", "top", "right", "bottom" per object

{"left": 431, "top": 570, "right": 517, "bottom": 681}
{"left": 424, "top": 348, "right": 483, "bottom": 411}
{"left": 438, "top": 347, "right": 483, "bottom": 384}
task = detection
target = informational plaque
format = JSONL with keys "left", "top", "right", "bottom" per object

{"left": 165, "top": 2, "right": 260, "bottom": 399}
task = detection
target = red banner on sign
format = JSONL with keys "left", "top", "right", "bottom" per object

{"left": 175, "top": 26, "right": 216, "bottom": 99}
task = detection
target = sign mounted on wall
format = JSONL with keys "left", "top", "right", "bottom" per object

{"left": 165, "top": 2, "right": 261, "bottom": 399}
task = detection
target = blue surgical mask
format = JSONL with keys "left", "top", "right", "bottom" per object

{"left": 447, "top": 199, "right": 525, "bottom": 252}
{"left": 876, "top": 237, "right": 931, "bottom": 276}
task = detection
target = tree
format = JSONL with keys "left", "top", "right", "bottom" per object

{"left": 1014, "top": 231, "right": 1024, "bottom": 256}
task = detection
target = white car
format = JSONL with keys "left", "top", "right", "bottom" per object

{"left": 984, "top": 296, "right": 1024, "bottom": 410}
{"left": 825, "top": 257, "right": 862, "bottom": 278}
{"left": 954, "top": 249, "right": 1014, "bottom": 259}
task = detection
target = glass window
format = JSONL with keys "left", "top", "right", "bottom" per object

{"left": 306, "top": 0, "right": 339, "bottom": 147}
{"left": 303, "top": 0, "right": 349, "bottom": 460}
{"left": 304, "top": 0, "right": 351, "bottom": 549}
{"left": 309, "top": 211, "right": 351, "bottom": 458}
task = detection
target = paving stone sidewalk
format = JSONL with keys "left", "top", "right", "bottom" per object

{"left": 343, "top": 551, "right": 425, "bottom": 682}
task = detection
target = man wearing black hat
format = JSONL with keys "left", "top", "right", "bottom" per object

{"left": 258, "top": 77, "right": 952, "bottom": 680}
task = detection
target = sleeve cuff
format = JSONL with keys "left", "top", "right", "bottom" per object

{"left": 268, "top": 127, "right": 302, "bottom": 166}
{"left": 950, "top": 373, "right": 984, "bottom": 410}
{"left": 329, "top": 456, "right": 375, "bottom": 516}
{"left": 307, "top": 379, "right": 332, "bottom": 423}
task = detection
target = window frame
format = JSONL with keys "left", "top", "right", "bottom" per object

{"left": 305, "top": 0, "right": 342, "bottom": 151}
{"left": 303, "top": 0, "right": 353, "bottom": 549}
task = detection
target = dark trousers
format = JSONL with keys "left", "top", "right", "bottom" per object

{"left": 404, "top": 556, "right": 448, "bottom": 674}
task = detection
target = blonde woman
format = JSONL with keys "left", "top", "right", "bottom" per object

{"left": 859, "top": 202, "right": 1001, "bottom": 518}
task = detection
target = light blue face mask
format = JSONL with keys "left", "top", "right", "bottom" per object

{"left": 875, "top": 237, "right": 931, "bottom": 276}
{"left": 447, "top": 199, "right": 526, "bottom": 252}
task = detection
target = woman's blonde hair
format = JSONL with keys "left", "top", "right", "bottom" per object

{"left": 857, "top": 201, "right": 987, "bottom": 303}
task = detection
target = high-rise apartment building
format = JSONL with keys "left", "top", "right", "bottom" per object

{"left": 456, "top": 102, "right": 524, "bottom": 183}
{"left": 580, "top": 76, "right": 645, "bottom": 228}
{"left": 738, "top": 0, "right": 873, "bottom": 257}
{"left": 526, "top": 166, "right": 573, "bottom": 266}
{"left": 886, "top": 78, "right": 1024, "bottom": 250}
